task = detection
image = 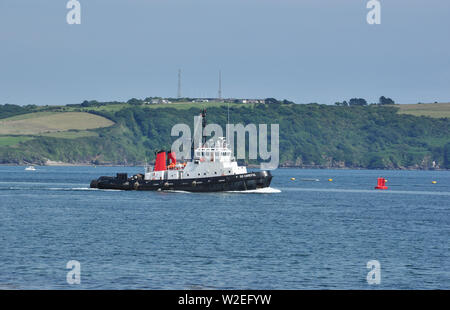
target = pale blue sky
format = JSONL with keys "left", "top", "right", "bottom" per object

{"left": 0, "top": 0, "right": 449, "bottom": 105}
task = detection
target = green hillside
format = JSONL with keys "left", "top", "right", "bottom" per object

{"left": 0, "top": 102, "right": 449, "bottom": 169}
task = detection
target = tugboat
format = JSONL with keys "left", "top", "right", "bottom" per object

{"left": 90, "top": 110, "right": 272, "bottom": 192}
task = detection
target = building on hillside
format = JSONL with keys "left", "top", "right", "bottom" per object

{"left": 240, "top": 99, "right": 266, "bottom": 104}
{"left": 149, "top": 98, "right": 172, "bottom": 104}
{"left": 192, "top": 98, "right": 210, "bottom": 103}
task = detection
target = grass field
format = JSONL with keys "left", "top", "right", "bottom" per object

{"left": 0, "top": 112, "right": 114, "bottom": 135}
{"left": 3, "top": 111, "right": 59, "bottom": 121}
{"left": 38, "top": 130, "right": 99, "bottom": 139}
{"left": 396, "top": 102, "right": 450, "bottom": 118}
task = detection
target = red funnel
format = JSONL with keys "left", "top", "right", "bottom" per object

{"left": 154, "top": 151, "right": 167, "bottom": 171}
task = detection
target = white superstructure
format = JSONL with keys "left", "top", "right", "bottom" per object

{"left": 144, "top": 137, "right": 247, "bottom": 181}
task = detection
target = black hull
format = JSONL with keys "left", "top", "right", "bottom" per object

{"left": 90, "top": 171, "right": 272, "bottom": 192}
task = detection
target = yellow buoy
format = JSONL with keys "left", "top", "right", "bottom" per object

{"left": 432, "top": 181, "right": 437, "bottom": 184}
{"left": 384, "top": 179, "right": 388, "bottom": 183}
{"left": 328, "top": 178, "right": 333, "bottom": 182}
{"left": 291, "top": 177, "right": 296, "bottom": 181}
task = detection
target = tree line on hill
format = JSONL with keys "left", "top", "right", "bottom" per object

{"left": 334, "top": 96, "right": 395, "bottom": 106}
{"left": 1, "top": 95, "right": 392, "bottom": 117}
{"left": 0, "top": 104, "right": 38, "bottom": 119}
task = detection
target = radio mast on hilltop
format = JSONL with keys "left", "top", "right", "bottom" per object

{"left": 218, "top": 70, "right": 222, "bottom": 100}
{"left": 177, "top": 69, "right": 182, "bottom": 99}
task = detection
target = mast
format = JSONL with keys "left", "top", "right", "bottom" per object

{"left": 201, "top": 108, "right": 207, "bottom": 146}
{"left": 190, "top": 108, "right": 207, "bottom": 159}
{"left": 177, "top": 69, "right": 181, "bottom": 99}
{"left": 226, "top": 98, "right": 230, "bottom": 144}
{"left": 218, "top": 70, "right": 222, "bottom": 100}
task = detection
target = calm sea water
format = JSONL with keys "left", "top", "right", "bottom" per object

{"left": 0, "top": 166, "right": 448, "bottom": 289}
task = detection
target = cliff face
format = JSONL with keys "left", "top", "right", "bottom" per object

{"left": 1, "top": 104, "right": 449, "bottom": 169}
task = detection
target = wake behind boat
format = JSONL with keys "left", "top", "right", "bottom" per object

{"left": 90, "top": 110, "right": 273, "bottom": 192}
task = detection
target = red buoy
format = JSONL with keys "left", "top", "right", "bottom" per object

{"left": 375, "top": 177, "right": 388, "bottom": 190}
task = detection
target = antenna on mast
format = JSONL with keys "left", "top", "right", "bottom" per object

{"left": 177, "top": 69, "right": 181, "bottom": 99}
{"left": 227, "top": 100, "right": 230, "bottom": 127}
{"left": 218, "top": 70, "right": 222, "bottom": 100}
{"left": 226, "top": 96, "right": 230, "bottom": 144}
{"left": 202, "top": 108, "right": 207, "bottom": 146}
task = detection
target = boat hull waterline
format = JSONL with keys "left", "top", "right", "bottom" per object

{"left": 90, "top": 171, "right": 272, "bottom": 192}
